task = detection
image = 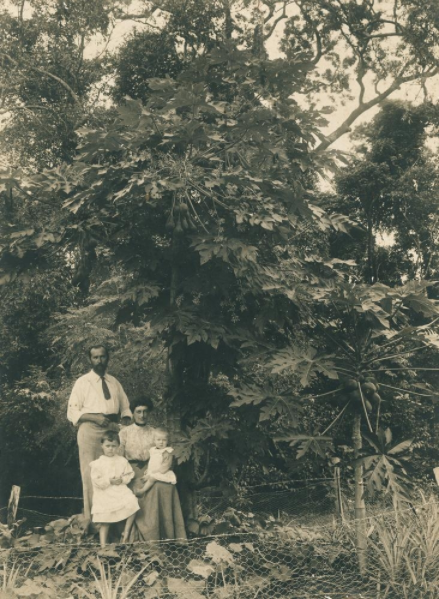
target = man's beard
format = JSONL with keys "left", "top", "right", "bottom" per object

{"left": 93, "top": 364, "right": 107, "bottom": 376}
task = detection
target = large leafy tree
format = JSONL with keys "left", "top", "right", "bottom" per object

{"left": 0, "top": 37, "right": 351, "bottom": 511}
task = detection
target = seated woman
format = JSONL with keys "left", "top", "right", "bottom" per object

{"left": 119, "top": 397, "right": 155, "bottom": 493}
{"left": 119, "top": 397, "right": 186, "bottom": 541}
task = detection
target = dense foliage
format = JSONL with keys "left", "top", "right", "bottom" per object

{"left": 1, "top": 0, "right": 439, "bottom": 522}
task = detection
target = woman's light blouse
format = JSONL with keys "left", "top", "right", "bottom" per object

{"left": 119, "top": 423, "right": 155, "bottom": 461}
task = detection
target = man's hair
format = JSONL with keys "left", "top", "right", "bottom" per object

{"left": 101, "top": 431, "right": 120, "bottom": 445}
{"left": 131, "top": 396, "right": 154, "bottom": 412}
{"left": 88, "top": 344, "right": 110, "bottom": 359}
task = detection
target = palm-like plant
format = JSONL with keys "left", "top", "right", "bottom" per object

{"left": 0, "top": 561, "right": 30, "bottom": 592}
{"left": 368, "top": 495, "right": 439, "bottom": 598}
{"left": 75, "top": 559, "right": 149, "bottom": 599}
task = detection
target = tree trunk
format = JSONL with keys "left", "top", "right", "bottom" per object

{"left": 165, "top": 252, "right": 199, "bottom": 522}
{"left": 353, "top": 413, "right": 368, "bottom": 575}
{"left": 166, "top": 260, "right": 181, "bottom": 434}
{"left": 333, "top": 465, "right": 344, "bottom": 522}
{"left": 72, "top": 233, "right": 97, "bottom": 298}
{"left": 366, "top": 215, "right": 376, "bottom": 284}
{"left": 224, "top": 0, "right": 233, "bottom": 39}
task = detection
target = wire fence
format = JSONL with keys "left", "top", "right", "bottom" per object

{"left": 1, "top": 477, "right": 340, "bottom": 530}
{"left": 1, "top": 480, "right": 439, "bottom": 598}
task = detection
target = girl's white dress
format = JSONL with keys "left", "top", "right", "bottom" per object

{"left": 90, "top": 455, "right": 139, "bottom": 523}
{"left": 147, "top": 447, "right": 177, "bottom": 484}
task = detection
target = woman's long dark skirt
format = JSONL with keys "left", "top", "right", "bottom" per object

{"left": 128, "top": 463, "right": 187, "bottom": 541}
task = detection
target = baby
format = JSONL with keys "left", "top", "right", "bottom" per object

{"left": 135, "top": 427, "right": 176, "bottom": 497}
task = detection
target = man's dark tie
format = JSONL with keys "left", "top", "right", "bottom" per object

{"left": 101, "top": 377, "right": 111, "bottom": 400}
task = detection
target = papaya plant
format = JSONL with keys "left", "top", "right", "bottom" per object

{"left": 265, "top": 279, "right": 439, "bottom": 573}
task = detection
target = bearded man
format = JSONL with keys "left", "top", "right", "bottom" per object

{"left": 67, "top": 345, "right": 132, "bottom": 521}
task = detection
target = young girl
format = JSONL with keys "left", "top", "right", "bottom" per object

{"left": 90, "top": 431, "right": 139, "bottom": 546}
{"left": 135, "top": 428, "right": 177, "bottom": 497}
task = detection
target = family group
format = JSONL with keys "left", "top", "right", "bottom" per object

{"left": 67, "top": 345, "right": 187, "bottom": 546}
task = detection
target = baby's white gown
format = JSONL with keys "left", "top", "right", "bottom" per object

{"left": 90, "top": 455, "right": 139, "bottom": 523}
{"left": 147, "top": 447, "right": 177, "bottom": 484}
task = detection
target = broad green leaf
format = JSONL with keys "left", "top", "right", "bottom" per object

{"left": 167, "top": 577, "right": 204, "bottom": 599}
{"left": 206, "top": 542, "right": 235, "bottom": 564}
{"left": 187, "top": 559, "right": 215, "bottom": 578}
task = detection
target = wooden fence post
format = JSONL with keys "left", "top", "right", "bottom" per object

{"left": 7, "top": 485, "right": 20, "bottom": 528}
{"left": 334, "top": 465, "right": 345, "bottom": 521}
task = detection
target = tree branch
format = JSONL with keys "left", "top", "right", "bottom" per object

{"left": 296, "top": 1, "right": 323, "bottom": 65}
{"left": 0, "top": 104, "right": 52, "bottom": 115}
{"left": 13, "top": 181, "right": 58, "bottom": 207}
{"left": 115, "top": 1, "right": 174, "bottom": 20}
{"left": 0, "top": 52, "right": 83, "bottom": 109}
{"left": 31, "top": 67, "right": 83, "bottom": 108}
{"left": 365, "top": 32, "right": 402, "bottom": 40}
{"left": 261, "top": 0, "right": 275, "bottom": 23}
{"left": 18, "top": 0, "right": 25, "bottom": 24}
{"left": 314, "top": 64, "right": 439, "bottom": 153}
{"left": 311, "top": 26, "right": 323, "bottom": 65}
{"left": 357, "top": 58, "right": 366, "bottom": 105}
{"left": 263, "top": 1, "right": 289, "bottom": 40}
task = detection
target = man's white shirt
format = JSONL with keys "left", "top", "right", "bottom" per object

{"left": 67, "top": 370, "right": 132, "bottom": 426}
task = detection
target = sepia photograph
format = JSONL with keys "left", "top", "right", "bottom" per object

{"left": 1, "top": 1, "right": 439, "bottom": 597}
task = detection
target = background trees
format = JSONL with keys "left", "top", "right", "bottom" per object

{"left": 332, "top": 101, "right": 439, "bottom": 285}
{"left": 1, "top": 0, "right": 439, "bottom": 523}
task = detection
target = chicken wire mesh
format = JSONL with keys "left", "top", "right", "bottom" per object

{"left": 1, "top": 528, "right": 366, "bottom": 598}
{"left": 1, "top": 483, "right": 439, "bottom": 598}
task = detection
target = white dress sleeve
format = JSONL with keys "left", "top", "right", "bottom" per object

{"left": 121, "top": 459, "right": 135, "bottom": 485}
{"left": 90, "top": 460, "right": 111, "bottom": 490}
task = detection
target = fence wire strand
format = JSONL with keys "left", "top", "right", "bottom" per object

{"left": 1, "top": 480, "right": 439, "bottom": 598}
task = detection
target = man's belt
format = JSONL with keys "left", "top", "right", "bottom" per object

{"left": 104, "top": 413, "right": 119, "bottom": 423}
{"left": 129, "top": 459, "right": 148, "bottom": 469}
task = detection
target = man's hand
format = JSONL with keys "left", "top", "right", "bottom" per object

{"left": 78, "top": 413, "right": 110, "bottom": 427}
{"left": 110, "top": 477, "right": 123, "bottom": 485}
{"left": 121, "top": 416, "right": 132, "bottom": 426}
{"left": 94, "top": 414, "right": 111, "bottom": 428}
